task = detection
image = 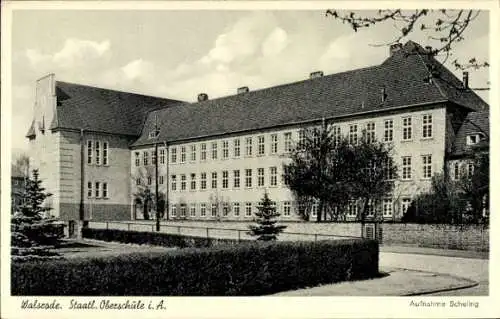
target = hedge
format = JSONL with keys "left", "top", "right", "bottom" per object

{"left": 82, "top": 228, "right": 246, "bottom": 248}
{"left": 12, "top": 239, "right": 378, "bottom": 296}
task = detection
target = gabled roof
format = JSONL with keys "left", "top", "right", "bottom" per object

{"left": 450, "top": 110, "right": 489, "bottom": 157}
{"left": 132, "top": 41, "right": 488, "bottom": 147}
{"left": 52, "top": 81, "right": 184, "bottom": 136}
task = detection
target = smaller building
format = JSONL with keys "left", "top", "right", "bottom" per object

{"left": 11, "top": 175, "right": 26, "bottom": 213}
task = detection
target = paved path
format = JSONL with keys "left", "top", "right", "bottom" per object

{"left": 379, "top": 252, "right": 488, "bottom": 295}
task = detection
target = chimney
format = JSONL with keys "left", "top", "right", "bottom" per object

{"left": 425, "top": 45, "right": 433, "bottom": 54}
{"left": 197, "top": 93, "right": 209, "bottom": 102}
{"left": 310, "top": 71, "right": 324, "bottom": 79}
{"left": 389, "top": 43, "right": 403, "bottom": 56}
{"left": 237, "top": 86, "right": 249, "bottom": 94}
{"left": 462, "top": 71, "right": 469, "bottom": 89}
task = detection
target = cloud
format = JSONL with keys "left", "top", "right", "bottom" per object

{"left": 121, "top": 59, "right": 155, "bottom": 80}
{"left": 53, "top": 38, "right": 110, "bottom": 68}
{"left": 261, "top": 27, "right": 289, "bottom": 57}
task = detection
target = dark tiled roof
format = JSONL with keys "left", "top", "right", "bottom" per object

{"left": 450, "top": 110, "right": 489, "bottom": 157}
{"left": 132, "top": 41, "right": 488, "bottom": 147}
{"left": 52, "top": 81, "right": 184, "bottom": 136}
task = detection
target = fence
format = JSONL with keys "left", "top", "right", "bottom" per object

{"left": 88, "top": 221, "right": 362, "bottom": 242}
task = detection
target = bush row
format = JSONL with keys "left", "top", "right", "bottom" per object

{"left": 12, "top": 237, "right": 378, "bottom": 296}
{"left": 82, "top": 228, "right": 245, "bottom": 248}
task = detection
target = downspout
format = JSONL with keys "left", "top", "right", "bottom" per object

{"left": 165, "top": 141, "right": 169, "bottom": 221}
{"left": 80, "top": 129, "right": 85, "bottom": 221}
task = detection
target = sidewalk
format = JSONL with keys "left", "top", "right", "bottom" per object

{"left": 272, "top": 267, "right": 478, "bottom": 296}
{"left": 380, "top": 245, "right": 489, "bottom": 259}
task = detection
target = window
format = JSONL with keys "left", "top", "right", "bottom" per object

{"left": 245, "top": 202, "right": 252, "bottom": 217}
{"left": 453, "top": 162, "right": 460, "bottom": 180}
{"left": 422, "top": 155, "right": 432, "bottom": 179}
{"left": 211, "top": 142, "right": 218, "bottom": 160}
{"left": 257, "top": 168, "right": 265, "bottom": 187}
{"left": 402, "top": 117, "right": 412, "bottom": 140}
{"left": 270, "top": 134, "right": 278, "bottom": 154}
{"left": 422, "top": 114, "right": 433, "bottom": 138}
{"left": 200, "top": 143, "right": 207, "bottom": 161}
{"left": 384, "top": 119, "right": 393, "bottom": 142}
{"left": 365, "top": 122, "right": 375, "bottom": 143}
{"left": 298, "top": 130, "right": 306, "bottom": 148}
{"left": 134, "top": 152, "right": 140, "bottom": 167}
{"left": 402, "top": 156, "right": 412, "bottom": 180}
{"left": 233, "top": 139, "right": 241, "bottom": 157}
{"left": 147, "top": 176, "right": 152, "bottom": 185}
{"left": 144, "top": 150, "right": 150, "bottom": 165}
{"left": 223, "top": 203, "right": 229, "bottom": 217}
{"left": 312, "top": 129, "right": 320, "bottom": 146}
{"left": 171, "top": 175, "right": 177, "bottom": 191}
{"left": 190, "top": 204, "right": 196, "bottom": 217}
{"left": 233, "top": 170, "right": 240, "bottom": 188}
{"left": 348, "top": 201, "right": 358, "bottom": 217}
{"left": 311, "top": 203, "right": 318, "bottom": 218}
{"left": 181, "top": 174, "right": 186, "bottom": 191}
{"left": 466, "top": 134, "right": 480, "bottom": 145}
{"left": 103, "top": 142, "right": 109, "bottom": 165}
{"left": 151, "top": 149, "right": 156, "bottom": 165}
{"left": 222, "top": 141, "right": 229, "bottom": 159}
{"left": 258, "top": 136, "right": 265, "bottom": 156}
{"left": 401, "top": 198, "right": 411, "bottom": 216}
{"left": 180, "top": 146, "right": 186, "bottom": 163}
{"left": 333, "top": 126, "right": 341, "bottom": 146}
{"left": 367, "top": 200, "right": 375, "bottom": 217}
{"left": 200, "top": 203, "right": 206, "bottom": 217}
{"left": 245, "top": 169, "right": 252, "bottom": 188}
{"left": 211, "top": 172, "right": 217, "bottom": 189}
{"left": 283, "top": 201, "right": 291, "bottom": 217}
{"left": 136, "top": 178, "right": 141, "bottom": 186}
{"left": 222, "top": 171, "right": 229, "bottom": 189}
{"left": 233, "top": 202, "right": 240, "bottom": 217}
{"left": 269, "top": 166, "right": 277, "bottom": 186}
{"left": 467, "top": 162, "right": 474, "bottom": 177}
{"left": 95, "top": 182, "right": 100, "bottom": 198}
{"left": 171, "top": 147, "right": 177, "bottom": 163}
{"left": 171, "top": 205, "right": 177, "bottom": 218}
{"left": 180, "top": 204, "right": 186, "bottom": 218}
{"left": 245, "top": 137, "right": 253, "bottom": 156}
{"left": 201, "top": 173, "right": 207, "bottom": 190}
{"left": 87, "top": 182, "right": 92, "bottom": 197}
{"left": 349, "top": 124, "right": 358, "bottom": 145}
{"left": 102, "top": 182, "right": 108, "bottom": 198}
{"left": 96, "top": 141, "right": 102, "bottom": 165}
{"left": 383, "top": 199, "right": 393, "bottom": 217}
{"left": 384, "top": 158, "right": 395, "bottom": 180}
{"left": 87, "top": 140, "right": 93, "bottom": 164}
{"left": 284, "top": 132, "right": 292, "bottom": 152}
{"left": 159, "top": 175, "right": 164, "bottom": 185}
{"left": 211, "top": 203, "right": 217, "bottom": 217}
{"left": 159, "top": 149, "right": 165, "bottom": 164}
{"left": 190, "top": 145, "right": 196, "bottom": 162}
{"left": 283, "top": 166, "right": 290, "bottom": 186}
{"left": 190, "top": 173, "right": 196, "bottom": 190}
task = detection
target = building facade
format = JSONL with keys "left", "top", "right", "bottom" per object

{"left": 26, "top": 41, "right": 489, "bottom": 222}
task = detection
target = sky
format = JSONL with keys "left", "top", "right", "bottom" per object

{"left": 10, "top": 9, "right": 490, "bottom": 155}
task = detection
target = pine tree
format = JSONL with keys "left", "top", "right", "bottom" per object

{"left": 18, "top": 169, "right": 53, "bottom": 219}
{"left": 248, "top": 192, "right": 287, "bottom": 241}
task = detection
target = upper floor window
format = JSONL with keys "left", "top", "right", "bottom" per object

{"left": 270, "top": 134, "right": 278, "bottom": 154}
{"left": 384, "top": 119, "right": 393, "bottom": 142}
{"left": 257, "top": 168, "right": 265, "bottom": 187}
{"left": 402, "top": 117, "right": 412, "bottom": 141}
{"left": 384, "top": 158, "right": 395, "bottom": 180}
{"left": 466, "top": 134, "right": 480, "bottom": 146}
{"left": 270, "top": 166, "right": 277, "bottom": 186}
{"left": 171, "top": 175, "right": 177, "bottom": 191}
{"left": 233, "top": 170, "right": 240, "bottom": 188}
{"left": 349, "top": 124, "right": 358, "bottom": 145}
{"left": 222, "top": 170, "right": 229, "bottom": 189}
{"left": 171, "top": 147, "right": 177, "bottom": 163}
{"left": 422, "top": 155, "right": 432, "bottom": 179}
{"left": 233, "top": 202, "right": 240, "bottom": 217}
{"left": 245, "top": 137, "right": 253, "bottom": 156}
{"left": 201, "top": 173, "right": 207, "bottom": 190}
{"left": 383, "top": 199, "right": 393, "bottom": 217}
{"left": 222, "top": 141, "right": 229, "bottom": 159}
{"left": 95, "top": 182, "right": 101, "bottom": 198}
{"left": 95, "top": 141, "right": 101, "bottom": 165}
{"left": 102, "top": 182, "right": 108, "bottom": 198}
{"left": 180, "top": 146, "right": 186, "bottom": 163}
{"left": 87, "top": 140, "right": 93, "bottom": 164}
{"left": 200, "top": 143, "right": 207, "bottom": 161}
{"left": 87, "top": 182, "right": 93, "bottom": 198}
{"left": 365, "top": 122, "right": 375, "bottom": 143}
{"left": 422, "top": 114, "right": 433, "bottom": 138}
{"left": 284, "top": 132, "right": 292, "bottom": 152}
{"left": 134, "top": 152, "right": 140, "bottom": 167}
{"left": 211, "top": 172, "right": 217, "bottom": 189}
{"left": 233, "top": 139, "right": 241, "bottom": 157}
{"left": 143, "top": 151, "right": 149, "bottom": 166}
{"left": 211, "top": 142, "right": 218, "bottom": 160}
{"left": 190, "top": 145, "right": 196, "bottom": 162}
{"left": 402, "top": 156, "right": 412, "bottom": 180}
{"left": 258, "top": 136, "right": 265, "bottom": 156}
{"left": 245, "top": 169, "right": 252, "bottom": 188}
{"left": 180, "top": 174, "right": 186, "bottom": 191}
{"left": 190, "top": 173, "right": 196, "bottom": 190}
{"left": 159, "top": 149, "right": 165, "bottom": 164}
{"left": 103, "top": 142, "right": 109, "bottom": 165}
{"left": 151, "top": 149, "right": 157, "bottom": 165}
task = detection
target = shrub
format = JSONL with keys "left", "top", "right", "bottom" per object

{"left": 12, "top": 239, "right": 378, "bottom": 296}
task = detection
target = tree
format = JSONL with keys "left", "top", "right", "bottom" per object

{"left": 132, "top": 166, "right": 165, "bottom": 220}
{"left": 326, "top": 9, "right": 489, "bottom": 75}
{"left": 17, "top": 169, "right": 52, "bottom": 219}
{"left": 248, "top": 192, "right": 287, "bottom": 241}
{"left": 12, "top": 153, "right": 30, "bottom": 177}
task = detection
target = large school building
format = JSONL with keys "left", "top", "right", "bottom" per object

{"left": 26, "top": 41, "right": 489, "bottom": 222}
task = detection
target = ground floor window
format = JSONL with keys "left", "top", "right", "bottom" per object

{"left": 245, "top": 202, "right": 252, "bottom": 217}
{"left": 383, "top": 199, "right": 393, "bottom": 217}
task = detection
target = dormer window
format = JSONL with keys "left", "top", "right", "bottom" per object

{"left": 466, "top": 134, "right": 480, "bottom": 146}
{"left": 148, "top": 129, "right": 160, "bottom": 139}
